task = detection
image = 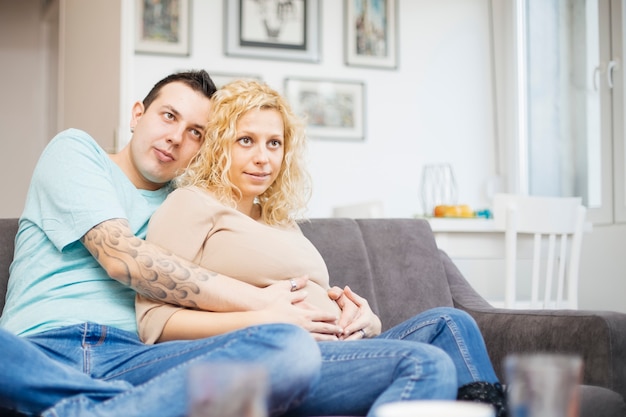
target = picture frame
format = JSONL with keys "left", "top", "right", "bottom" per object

{"left": 224, "top": 0, "right": 320, "bottom": 63}
{"left": 135, "top": 0, "right": 190, "bottom": 56}
{"left": 284, "top": 78, "right": 365, "bottom": 141}
{"left": 344, "top": 0, "right": 398, "bottom": 69}
{"left": 209, "top": 73, "right": 263, "bottom": 89}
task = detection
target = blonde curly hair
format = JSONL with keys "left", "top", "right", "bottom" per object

{"left": 176, "top": 79, "right": 311, "bottom": 226}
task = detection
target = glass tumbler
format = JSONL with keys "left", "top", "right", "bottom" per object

{"left": 504, "top": 353, "right": 583, "bottom": 417}
{"left": 187, "top": 362, "right": 268, "bottom": 417}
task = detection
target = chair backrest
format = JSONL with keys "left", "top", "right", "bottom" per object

{"left": 492, "top": 194, "right": 587, "bottom": 309}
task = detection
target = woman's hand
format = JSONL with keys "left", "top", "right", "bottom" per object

{"left": 259, "top": 275, "right": 311, "bottom": 307}
{"left": 259, "top": 290, "right": 343, "bottom": 341}
{"left": 327, "top": 286, "right": 358, "bottom": 329}
{"left": 328, "top": 285, "right": 382, "bottom": 340}
{"left": 258, "top": 276, "right": 342, "bottom": 341}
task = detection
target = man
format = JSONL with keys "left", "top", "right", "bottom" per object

{"left": 0, "top": 70, "right": 321, "bottom": 417}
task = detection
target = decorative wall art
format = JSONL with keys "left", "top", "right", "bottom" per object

{"left": 345, "top": 0, "right": 397, "bottom": 69}
{"left": 135, "top": 0, "right": 190, "bottom": 56}
{"left": 285, "top": 78, "right": 365, "bottom": 141}
{"left": 225, "top": 0, "right": 320, "bottom": 62}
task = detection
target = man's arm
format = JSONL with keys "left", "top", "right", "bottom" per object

{"left": 159, "top": 296, "right": 342, "bottom": 343}
{"left": 81, "top": 218, "right": 304, "bottom": 312}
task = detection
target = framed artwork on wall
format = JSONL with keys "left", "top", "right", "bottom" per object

{"left": 225, "top": 0, "right": 320, "bottom": 62}
{"left": 285, "top": 78, "right": 365, "bottom": 141}
{"left": 344, "top": 0, "right": 397, "bottom": 69}
{"left": 135, "top": 0, "right": 190, "bottom": 55}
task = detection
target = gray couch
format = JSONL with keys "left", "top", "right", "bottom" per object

{"left": 1, "top": 217, "right": 625, "bottom": 417}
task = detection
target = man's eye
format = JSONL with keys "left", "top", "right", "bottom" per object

{"left": 164, "top": 112, "right": 175, "bottom": 120}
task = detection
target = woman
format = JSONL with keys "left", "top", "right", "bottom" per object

{"left": 136, "top": 80, "right": 507, "bottom": 417}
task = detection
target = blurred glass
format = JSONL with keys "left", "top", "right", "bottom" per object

{"left": 505, "top": 353, "right": 583, "bottom": 417}
{"left": 187, "top": 362, "right": 268, "bottom": 417}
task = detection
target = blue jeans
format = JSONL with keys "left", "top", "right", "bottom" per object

{"left": 286, "top": 307, "right": 499, "bottom": 417}
{"left": 0, "top": 323, "right": 321, "bottom": 417}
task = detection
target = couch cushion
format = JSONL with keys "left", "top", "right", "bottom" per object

{"left": 299, "top": 218, "right": 380, "bottom": 315}
{"left": 300, "top": 218, "right": 453, "bottom": 331}
{"left": 580, "top": 384, "right": 626, "bottom": 417}
{"left": 354, "top": 219, "right": 454, "bottom": 329}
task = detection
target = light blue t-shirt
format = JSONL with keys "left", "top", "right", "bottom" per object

{"left": 0, "top": 129, "right": 169, "bottom": 336}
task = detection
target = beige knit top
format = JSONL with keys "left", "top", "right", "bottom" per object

{"left": 136, "top": 186, "right": 339, "bottom": 344}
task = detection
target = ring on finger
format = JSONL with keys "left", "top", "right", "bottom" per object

{"left": 358, "top": 328, "right": 367, "bottom": 338}
{"left": 289, "top": 279, "right": 297, "bottom": 292}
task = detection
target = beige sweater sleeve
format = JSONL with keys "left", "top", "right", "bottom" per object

{"left": 136, "top": 187, "right": 214, "bottom": 344}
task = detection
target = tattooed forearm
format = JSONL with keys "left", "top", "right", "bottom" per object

{"left": 81, "top": 218, "right": 217, "bottom": 308}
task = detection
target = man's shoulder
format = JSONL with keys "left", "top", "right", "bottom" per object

{"left": 41, "top": 129, "right": 109, "bottom": 167}
{"left": 48, "top": 128, "right": 102, "bottom": 151}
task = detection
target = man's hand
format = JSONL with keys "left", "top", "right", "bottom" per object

{"left": 328, "top": 285, "right": 382, "bottom": 340}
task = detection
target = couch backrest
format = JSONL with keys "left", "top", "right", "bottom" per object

{"left": 299, "top": 218, "right": 454, "bottom": 330}
{"left": 0, "top": 218, "right": 18, "bottom": 314}
{"left": 0, "top": 217, "right": 455, "bottom": 330}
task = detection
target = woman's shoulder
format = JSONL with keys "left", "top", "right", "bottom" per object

{"left": 169, "top": 186, "right": 219, "bottom": 204}
{"left": 165, "top": 186, "right": 237, "bottom": 218}
{"left": 150, "top": 186, "right": 226, "bottom": 235}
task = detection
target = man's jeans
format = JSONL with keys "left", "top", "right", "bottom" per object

{"left": 286, "top": 307, "right": 499, "bottom": 417}
{"left": 0, "top": 323, "right": 321, "bottom": 417}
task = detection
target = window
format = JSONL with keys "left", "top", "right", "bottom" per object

{"left": 496, "top": 0, "right": 626, "bottom": 224}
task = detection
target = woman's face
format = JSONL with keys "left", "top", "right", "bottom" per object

{"left": 229, "top": 108, "right": 285, "bottom": 201}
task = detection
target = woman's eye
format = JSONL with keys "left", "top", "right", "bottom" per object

{"left": 269, "top": 139, "right": 282, "bottom": 148}
{"left": 238, "top": 137, "right": 252, "bottom": 145}
{"left": 190, "top": 129, "right": 202, "bottom": 139}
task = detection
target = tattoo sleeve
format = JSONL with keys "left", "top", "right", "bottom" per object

{"left": 81, "top": 218, "right": 216, "bottom": 308}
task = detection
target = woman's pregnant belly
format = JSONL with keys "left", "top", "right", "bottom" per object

{"left": 303, "top": 282, "right": 342, "bottom": 319}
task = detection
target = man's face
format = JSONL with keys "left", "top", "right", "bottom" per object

{"left": 124, "top": 82, "right": 211, "bottom": 190}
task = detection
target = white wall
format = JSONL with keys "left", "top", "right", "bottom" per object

{"left": 578, "top": 224, "right": 626, "bottom": 313}
{"left": 0, "top": 0, "right": 49, "bottom": 218}
{"left": 4, "top": 0, "right": 623, "bottom": 313}
{"left": 1, "top": 0, "right": 497, "bottom": 218}
{"left": 132, "top": 0, "right": 498, "bottom": 218}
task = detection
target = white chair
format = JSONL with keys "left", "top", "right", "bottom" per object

{"left": 492, "top": 194, "right": 587, "bottom": 309}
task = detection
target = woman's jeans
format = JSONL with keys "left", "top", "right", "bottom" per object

{"left": 0, "top": 323, "right": 321, "bottom": 417}
{"left": 0, "top": 307, "right": 497, "bottom": 417}
{"left": 286, "top": 307, "right": 499, "bottom": 417}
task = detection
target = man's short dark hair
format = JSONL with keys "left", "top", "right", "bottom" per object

{"left": 142, "top": 70, "right": 217, "bottom": 110}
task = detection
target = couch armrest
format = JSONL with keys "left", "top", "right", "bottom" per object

{"left": 440, "top": 250, "right": 626, "bottom": 401}
{"left": 471, "top": 309, "right": 626, "bottom": 399}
